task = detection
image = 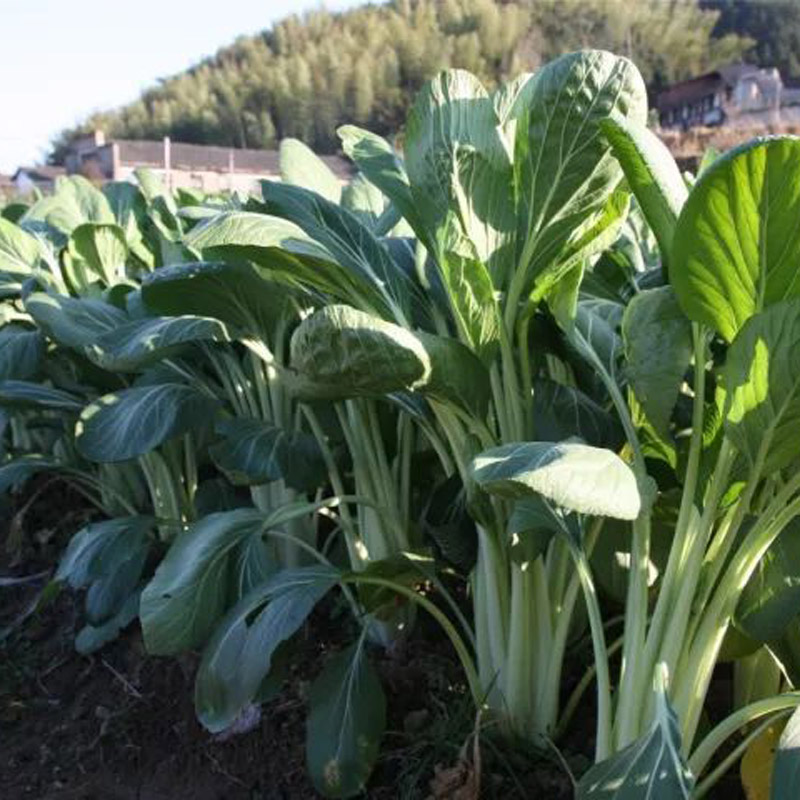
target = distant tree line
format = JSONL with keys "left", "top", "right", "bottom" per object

{"left": 701, "top": 0, "right": 800, "bottom": 85}
{"left": 52, "top": 0, "right": 788, "bottom": 160}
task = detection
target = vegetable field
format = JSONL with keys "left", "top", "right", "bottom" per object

{"left": 4, "top": 49, "right": 800, "bottom": 798}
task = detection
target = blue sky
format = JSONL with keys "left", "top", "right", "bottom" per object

{"left": 0, "top": 0, "right": 365, "bottom": 173}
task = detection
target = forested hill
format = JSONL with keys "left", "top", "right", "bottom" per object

{"left": 51, "top": 0, "right": 792, "bottom": 160}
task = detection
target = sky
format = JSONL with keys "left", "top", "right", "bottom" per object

{"left": 0, "top": 0, "right": 364, "bottom": 173}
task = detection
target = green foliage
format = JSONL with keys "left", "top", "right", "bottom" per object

{"left": 13, "top": 45, "right": 800, "bottom": 800}
{"left": 196, "top": 565, "right": 340, "bottom": 732}
{"left": 306, "top": 635, "right": 386, "bottom": 798}
{"left": 671, "top": 138, "right": 800, "bottom": 343}
{"left": 704, "top": 0, "right": 800, "bottom": 81}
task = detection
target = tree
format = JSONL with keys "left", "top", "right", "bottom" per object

{"left": 49, "top": 0, "right": 752, "bottom": 162}
{"left": 702, "top": 0, "right": 800, "bottom": 81}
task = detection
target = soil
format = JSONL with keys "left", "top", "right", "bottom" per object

{"left": 0, "top": 480, "right": 575, "bottom": 799}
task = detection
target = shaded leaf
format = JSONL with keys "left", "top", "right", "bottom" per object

{"left": 196, "top": 565, "right": 340, "bottom": 732}
{"left": 623, "top": 287, "right": 692, "bottom": 437}
{"left": 210, "top": 418, "right": 326, "bottom": 492}
{"left": 87, "top": 315, "right": 230, "bottom": 372}
{"left": 306, "top": 636, "right": 386, "bottom": 798}
{"left": 140, "top": 509, "right": 267, "bottom": 654}
{"left": 56, "top": 516, "right": 152, "bottom": 625}
{"left": 76, "top": 384, "right": 219, "bottom": 462}
{"left": 25, "top": 291, "right": 127, "bottom": 348}
{"left": 772, "top": 706, "right": 800, "bottom": 799}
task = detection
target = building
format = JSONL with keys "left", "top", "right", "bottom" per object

{"left": 11, "top": 165, "right": 66, "bottom": 194}
{"left": 657, "top": 64, "right": 800, "bottom": 131}
{"left": 63, "top": 131, "right": 353, "bottom": 194}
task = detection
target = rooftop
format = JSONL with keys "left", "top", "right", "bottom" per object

{"left": 657, "top": 63, "right": 766, "bottom": 111}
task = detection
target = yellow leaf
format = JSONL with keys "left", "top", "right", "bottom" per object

{"left": 741, "top": 719, "right": 788, "bottom": 800}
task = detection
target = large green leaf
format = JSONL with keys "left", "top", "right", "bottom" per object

{"left": 340, "top": 174, "right": 385, "bottom": 229}
{"left": 723, "top": 300, "right": 800, "bottom": 474}
{"left": 23, "top": 175, "right": 114, "bottom": 234}
{"left": 290, "top": 304, "right": 490, "bottom": 418}
{"left": 471, "top": 441, "right": 641, "bottom": 520}
{"left": 577, "top": 673, "right": 694, "bottom": 798}
{"left": 56, "top": 516, "right": 152, "bottom": 625}
{"left": 622, "top": 287, "right": 692, "bottom": 437}
{"left": 187, "top": 209, "right": 332, "bottom": 261}
{"left": 772, "top": 706, "right": 800, "bottom": 800}
{"left": 514, "top": 50, "right": 647, "bottom": 293}
{"left": 209, "top": 418, "right": 326, "bottom": 491}
{"left": 140, "top": 509, "right": 267, "bottom": 654}
{"left": 671, "top": 137, "right": 800, "bottom": 342}
{"left": 142, "top": 260, "right": 290, "bottom": 338}
{"left": 306, "top": 636, "right": 386, "bottom": 798}
{"left": 0, "top": 326, "right": 43, "bottom": 381}
{"left": 68, "top": 223, "right": 129, "bottom": 286}
{"left": 0, "top": 380, "right": 84, "bottom": 412}
{"left": 279, "top": 138, "right": 342, "bottom": 203}
{"left": 404, "top": 69, "right": 515, "bottom": 276}
{"left": 263, "top": 181, "right": 418, "bottom": 320}
{"left": 57, "top": 176, "right": 115, "bottom": 225}
{"left": 195, "top": 565, "right": 340, "bottom": 733}
{"left": 86, "top": 315, "right": 230, "bottom": 372}
{"left": 186, "top": 211, "right": 398, "bottom": 315}
{"left": 736, "top": 517, "right": 800, "bottom": 643}
{"left": 103, "top": 181, "right": 147, "bottom": 248}
{"left": 0, "top": 217, "right": 42, "bottom": 278}
{"left": 76, "top": 383, "right": 220, "bottom": 462}
{"left": 600, "top": 113, "right": 687, "bottom": 261}
{"left": 135, "top": 168, "right": 176, "bottom": 213}
{"left": 337, "top": 126, "right": 425, "bottom": 242}
{"left": 434, "top": 216, "right": 501, "bottom": 363}
{"left": 25, "top": 292, "right": 127, "bottom": 348}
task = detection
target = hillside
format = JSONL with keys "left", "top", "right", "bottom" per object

{"left": 51, "top": 0, "right": 754, "bottom": 159}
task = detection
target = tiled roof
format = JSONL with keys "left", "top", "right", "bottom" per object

{"left": 657, "top": 73, "right": 725, "bottom": 111}
{"left": 657, "top": 63, "right": 763, "bottom": 112}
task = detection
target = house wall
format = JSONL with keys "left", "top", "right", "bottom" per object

{"left": 113, "top": 165, "right": 281, "bottom": 194}
{"left": 60, "top": 131, "right": 352, "bottom": 193}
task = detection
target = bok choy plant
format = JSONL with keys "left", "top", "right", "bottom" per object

{"left": 185, "top": 47, "right": 650, "bottom": 751}
{"left": 543, "top": 128, "right": 800, "bottom": 797}
{"left": 10, "top": 46, "right": 800, "bottom": 800}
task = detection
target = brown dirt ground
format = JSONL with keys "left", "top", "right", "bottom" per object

{"left": 0, "top": 480, "right": 575, "bottom": 799}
